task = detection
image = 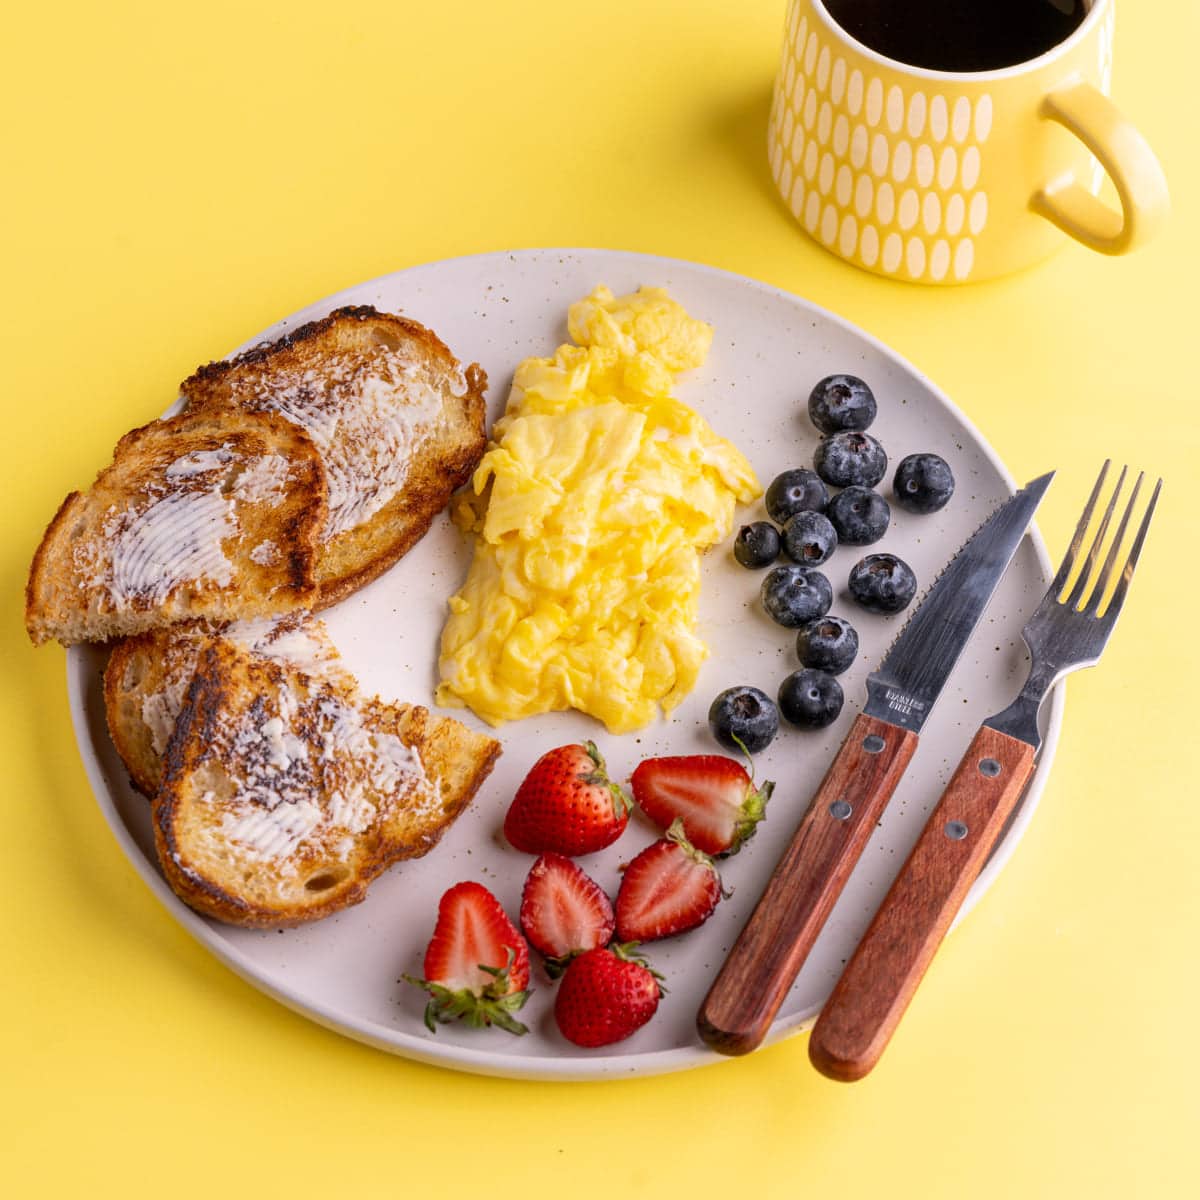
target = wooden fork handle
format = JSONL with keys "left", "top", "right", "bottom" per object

{"left": 697, "top": 713, "right": 918, "bottom": 1056}
{"left": 808, "top": 725, "right": 1036, "bottom": 1082}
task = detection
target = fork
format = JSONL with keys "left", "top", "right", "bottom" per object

{"left": 807, "top": 462, "right": 1162, "bottom": 1082}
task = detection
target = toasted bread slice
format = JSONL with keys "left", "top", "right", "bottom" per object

{"left": 26, "top": 410, "right": 326, "bottom": 646}
{"left": 181, "top": 306, "right": 488, "bottom": 608}
{"left": 104, "top": 612, "right": 352, "bottom": 798}
{"left": 154, "top": 639, "right": 500, "bottom": 927}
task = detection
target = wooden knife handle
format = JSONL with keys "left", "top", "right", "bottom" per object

{"left": 808, "top": 725, "right": 1036, "bottom": 1082}
{"left": 697, "top": 712, "right": 918, "bottom": 1056}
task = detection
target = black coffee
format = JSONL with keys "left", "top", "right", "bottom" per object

{"left": 822, "top": 0, "right": 1089, "bottom": 73}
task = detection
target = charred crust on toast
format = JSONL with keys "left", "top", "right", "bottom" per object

{"left": 151, "top": 639, "right": 501, "bottom": 929}
{"left": 154, "top": 642, "right": 221, "bottom": 882}
{"left": 181, "top": 306, "right": 468, "bottom": 393}
{"left": 278, "top": 504, "right": 320, "bottom": 595}
{"left": 155, "top": 643, "right": 282, "bottom": 924}
{"left": 161, "top": 849, "right": 258, "bottom": 922}
{"left": 27, "top": 409, "right": 327, "bottom": 644}
{"left": 176, "top": 306, "right": 489, "bottom": 608}
{"left": 105, "top": 616, "right": 355, "bottom": 802}
{"left": 158, "top": 641, "right": 225, "bottom": 790}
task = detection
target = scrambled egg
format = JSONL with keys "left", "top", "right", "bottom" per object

{"left": 436, "top": 286, "right": 760, "bottom": 733}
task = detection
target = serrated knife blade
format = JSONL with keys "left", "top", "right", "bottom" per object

{"left": 698, "top": 472, "right": 1053, "bottom": 1056}
{"left": 864, "top": 470, "right": 1056, "bottom": 734}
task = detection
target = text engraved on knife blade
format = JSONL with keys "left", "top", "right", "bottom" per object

{"left": 882, "top": 689, "right": 929, "bottom": 721}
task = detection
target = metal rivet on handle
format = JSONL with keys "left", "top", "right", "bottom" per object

{"left": 830, "top": 800, "right": 853, "bottom": 820}
{"left": 979, "top": 758, "right": 1002, "bottom": 778}
{"left": 945, "top": 820, "right": 969, "bottom": 840}
{"left": 862, "top": 735, "right": 886, "bottom": 754}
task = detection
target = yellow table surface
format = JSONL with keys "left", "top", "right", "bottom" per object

{"left": 4, "top": 2, "right": 1198, "bottom": 1195}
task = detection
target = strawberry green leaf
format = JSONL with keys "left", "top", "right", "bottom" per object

{"left": 402, "top": 948, "right": 532, "bottom": 1036}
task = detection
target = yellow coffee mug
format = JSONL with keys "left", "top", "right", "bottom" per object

{"left": 767, "top": 0, "right": 1168, "bottom": 283}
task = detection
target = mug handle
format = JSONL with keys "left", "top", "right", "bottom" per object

{"left": 1031, "top": 79, "right": 1169, "bottom": 255}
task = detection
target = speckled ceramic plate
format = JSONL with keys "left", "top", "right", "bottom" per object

{"left": 67, "top": 249, "right": 1062, "bottom": 1079}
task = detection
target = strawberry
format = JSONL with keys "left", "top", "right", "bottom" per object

{"left": 403, "top": 881, "right": 532, "bottom": 1035}
{"left": 614, "top": 820, "right": 725, "bottom": 942}
{"left": 504, "top": 741, "right": 631, "bottom": 856}
{"left": 520, "top": 853, "right": 615, "bottom": 978}
{"left": 630, "top": 754, "right": 774, "bottom": 856}
{"left": 554, "top": 943, "right": 664, "bottom": 1047}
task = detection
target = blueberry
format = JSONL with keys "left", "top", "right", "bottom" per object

{"left": 827, "top": 486, "right": 891, "bottom": 545}
{"left": 813, "top": 431, "right": 888, "bottom": 489}
{"left": 808, "top": 375, "right": 877, "bottom": 435}
{"left": 765, "top": 468, "right": 829, "bottom": 523}
{"left": 734, "top": 521, "right": 781, "bottom": 568}
{"left": 893, "top": 453, "right": 955, "bottom": 514}
{"left": 778, "top": 669, "right": 845, "bottom": 729}
{"left": 781, "top": 510, "right": 837, "bottom": 567}
{"left": 760, "top": 565, "right": 834, "bottom": 627}
{"left": 708, "top": 686, "right": 779, "bottom": 754}
{"left": 848, "top": 554, "right": 919, "bottom": 614}
{"left": 796, "top": 615, "right": 859, "bottom": 675}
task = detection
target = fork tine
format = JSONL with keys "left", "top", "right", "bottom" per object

{"left": 1065, "top": 463, "right": 1126, "bottom": 609}
{"left": 1051, "top": 459, "right": 1110, "bottom": 596}
{"left": 1104, "top": 477, "right": 1162, "bottom": 618}
{"left": 1085, "top": 471, "right": 1144, "bottom": 614}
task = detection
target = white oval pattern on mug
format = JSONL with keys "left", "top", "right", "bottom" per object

{"left": 850, "top": 124, "right": 869, "bottom": 169}
{"left": 847, "top": 68, "right": 864, "bottom": 116}
{"left": 860, "top": 223, "right": 880, "bottom": 266}
{"left": 831, "top": 56, "right": 847, "bottom": 104}
{"left": 768, "top": 7, "right": 999, "bottom": 283}
{"left": 821, "top": 202, "right": 839, "bottom": 244}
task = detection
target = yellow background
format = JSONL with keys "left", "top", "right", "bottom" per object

{"left": 3, "top": 2, "right": 1197, "bottom": 1195}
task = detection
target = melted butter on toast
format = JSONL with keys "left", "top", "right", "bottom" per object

{"left": 152, "top": 639, "right": 498, "bottom": 927}
{"left": 133, "top": 612, "right": 350, "bottom": 759}
{"left": 226, "top": 350, "right": 448, "bottom": 540}
{"left": 205, "top": 678, "right": 434, "bottom": 872}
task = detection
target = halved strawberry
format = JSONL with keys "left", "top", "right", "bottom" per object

{"left": 614, "top": 820, "right": 725, "bottom": 943}
{"left": 630, "top": 754, "right": 774, "bottom": 856}
{"left": 520, "top": 853, "right": 615, "bottom": 978}
{"left": 554, "top": 943, "right": 664, "bottom": 1048}
{"left": 504, "top": 741, "right": 631, "bottom": 856}
{"left": 403, "top": 881, "right": 532, "bottom": 1035}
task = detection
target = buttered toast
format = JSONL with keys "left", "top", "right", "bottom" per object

{"left": 25, "top": 409, "right": 326, "bottom": 646}
{"left": 181, "top": 306, "right": 488, "bottom": 608}
{"left": 104, "top": 613, "right": 352, "bottom": 797}
{"left": 154, "top": 639, "right": 500, "bottom": 927}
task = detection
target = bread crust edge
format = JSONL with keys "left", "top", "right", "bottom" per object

{"left": 312, "top": 361, "right": 488, "bottom": 609}
{"left": 103, "top": 636, "right": 162, "bottom": 798}
{"left": 181, "top": 305, "right": 462, "bottom": 393}
{"left": 25, "top": 489, "right": 86, "bottom": 645}
{"left": 25, "top": 410, "right": 328, "bottom": 646}
{"left": 153, "top": 644, "right": 502, "bottom": 928}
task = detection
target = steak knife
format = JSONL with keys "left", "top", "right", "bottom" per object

{"left": 697, "top": 472, "right": 1054, "bottom": 1056}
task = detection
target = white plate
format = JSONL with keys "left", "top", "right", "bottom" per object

{"left": 68, "top": 249, "right": 1062, "bottom": 1080}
